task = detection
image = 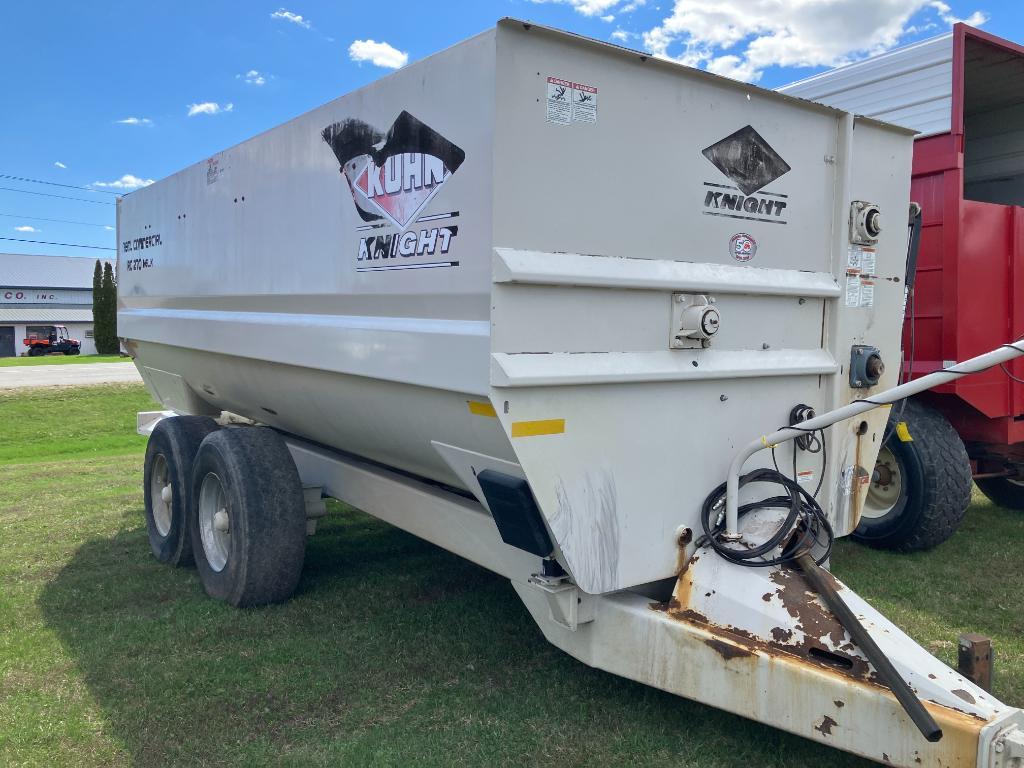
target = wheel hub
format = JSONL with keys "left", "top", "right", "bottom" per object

{"left": 198, "top": 472, "right": 231, "bottom": 572}
{"left": 149, "top": 453, "right": 173, "bottom": 537}
{"left": 862, "top": 445, "right": 904, "bottom": 520}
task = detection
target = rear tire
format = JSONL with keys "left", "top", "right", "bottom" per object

{"left": 853, "top": 399, "right": 972, "bottom": 551}
{"left": 976, "top": 475, "right": 1024, "bottom": 510}
{"left": 144, "top": 416, "right": 219, "bottom": 565}
{"left": 28, "top": 346, "right": 44, "bottom": 357}
{"left": 189, "top": 427, "right": 306, "bottom": 607}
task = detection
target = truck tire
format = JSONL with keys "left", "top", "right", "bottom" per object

{"left": 28, "top": 346, "right": 44, "bottom": 356}
{"left": 189, "top": 427, "right": 306, "bottom": 607}
{"left": 144, "top": 416, "right": 219, "bottom": 566}
{"left": 975, "top": 476, "right": 1024, "bottom": 510}
{"left": 853, "top": 399, "right": 972, "bottom": 551}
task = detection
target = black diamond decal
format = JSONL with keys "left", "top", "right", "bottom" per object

{"left": 702, "top": 125, "right": 791, "bottom": 196}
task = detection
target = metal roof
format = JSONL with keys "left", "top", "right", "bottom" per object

{"left": 0, "top": 308, "right": 94, "bottom": 323}
{"left": 778, "top": 33, "right": 954, "bottom": 138}
{"left": 0, "top": 253, "right": 104, "bottom": 289}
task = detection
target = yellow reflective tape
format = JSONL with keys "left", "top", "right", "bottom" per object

{"left": 467, "top": 401, "right": 497, "bottom": 418}
{"left": 895, "top": 421, "right": 913, "bottom": 442}
{"left": 511, "top": 419, "right": 565, "bottom": 437}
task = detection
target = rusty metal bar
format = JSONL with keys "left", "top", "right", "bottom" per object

{"left": 793, "top": 550, "right": 943, "bottom": 742}
{"left": 724, "top": 340, "right": 1024, "bottom": 536}
{"left": 957, "top": 633, "right": 993, "bottom": 692}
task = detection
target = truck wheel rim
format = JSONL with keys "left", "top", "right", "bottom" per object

{"left": 863, "top": 445, "right": 903, "bottom": 520}
{"left": 198, "top": 472, "right": 231, "bottom": 572}
{"left": 150, "top": 453, "right": 173, "bottom": 537}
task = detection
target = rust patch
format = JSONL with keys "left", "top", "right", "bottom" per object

{"left": 677, "top": 528, "right": 692, "bottom": 546}
{"left": 928, "top": 673, "right": 937, "bottom": 679}
{"left": 769, "top": 566, "right": 850, "bottom": 650}
{"left": 762, "top": 592, "right": 772, "bottom": 602}
{"left": 703, "top": 637, "right": 755, "bottom": 661}
{"left": 951, "top": 688, "right": 976, "bottom": 705}
{"left": 814, "top": 715, "right": 837, "bottom": 736}
{"left": 833, "top": 699, "right": 844, "bottom": 708}
{"left": 882, "top": 753, "right": 890, "bottom": 764}
{"left": 771, "top": 627, "right": 794, "bottom": 643}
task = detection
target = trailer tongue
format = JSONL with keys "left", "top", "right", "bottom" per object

{"left": 122, "top": 19, "right": 1023, "bottom": 767}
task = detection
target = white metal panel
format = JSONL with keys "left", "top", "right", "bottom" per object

{"left": 779, "top": 33, "right": 954, "bottom": 137}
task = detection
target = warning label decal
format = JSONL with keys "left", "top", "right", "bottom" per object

{"left": 546, "top": 76, "right": 598, "bottom": 125}
{"left": 845, "top": 245, "right": 877, "bottom": 308}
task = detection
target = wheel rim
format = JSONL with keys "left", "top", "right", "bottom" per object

{"left": 150, "top": 453, "right": 173, "bottom": 537}
{"left": 198, "top": 472, "right": 231, "bottom": 572}
{"left": 863, "top": 445, "right": 904, "bottom": 520}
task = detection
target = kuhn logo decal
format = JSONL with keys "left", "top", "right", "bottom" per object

{"left": 701, "top": 125, "right": 790, "bottom": 226}
{"left": 323, "top": 111, "right": 465, "bottom": 271}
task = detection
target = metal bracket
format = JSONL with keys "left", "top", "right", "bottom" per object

{"left": 990, "top": 725, "right": 1024, "bottom": 768}
{"left": 303, "top": 486, "right": 327, "bottom": 535}
{"left": 527, "top": 574, "right": 595, "bottom": 631}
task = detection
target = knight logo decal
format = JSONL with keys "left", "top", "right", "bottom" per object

{"left": 322, "top": 111, "right": 465, "bottom": 272}
{"left": 701, "top": 125, "right": 790, "bottom": 226}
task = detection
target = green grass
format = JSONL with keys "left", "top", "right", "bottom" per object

{"left": 0, "top": 355, "right": 126, "bottom": 368}
{"left": 0, "top": 384, "right": 1021, "bottom": 767}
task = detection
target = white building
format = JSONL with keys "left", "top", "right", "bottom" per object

{"left": 0, "top": 253, "right": 104, "bottom": 356}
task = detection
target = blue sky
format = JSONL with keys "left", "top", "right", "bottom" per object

{"left": 1, "top": 0, "right": 1020, "bottom": 259}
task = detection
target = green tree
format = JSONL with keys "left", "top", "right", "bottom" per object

{"left": 93, "top": 260, "right": 119, "bottom": 354}
{"left": 91, "top": 260, "right": 107, "bottom": 352}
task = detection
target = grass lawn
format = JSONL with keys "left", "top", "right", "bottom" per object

{"left": 0, "top": 384, "right": 1021, "bottom": 767}
{"left": 0, "top": 355, "right": 126, "bottom": 368}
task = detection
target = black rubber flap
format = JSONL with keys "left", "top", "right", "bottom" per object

{"left": 477, "top": 470, "right": 553, "bottom": 558}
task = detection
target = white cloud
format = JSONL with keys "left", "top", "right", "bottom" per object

{"left": 270, "top": 8, "right": 310, "bottom": 28}
{"left": 92, "top": 174, "right": 155, "bottom": 190}
{"left": 642, "top": 0, "right": 988, "bottom": 83}
{"left": 237, "top": 69, "right": 266, "bottom": 86}
{"left": 14, "top": 225, "right": 38, "bottom": 233}
{"left": 601, "top": 14, "right": 615, "bottom": 22}
{"left": 116, "top": 117, "right": 153, "bottom": 126}
{"left": 104, "top": 226, "right": 115, "bottom": 231}
{"left": 53, "top": 161, "right": 67, "bottom": 169}
{"left": 927, "top": 0, "right": 987, "bottom": 26}
{"left": 187, "top": 102, "right": 234, "bottom": 117}
{"left": 621, "top": 0, "right": 645, "bottom": 11}
{"left": 528, "top": 0, "right": 622, "bottom": 16}
{"left": 610, "top": 29, "right": 634, "bottom": 42}
{"left": 348, "top": 39, "right": 409, "bottom": 69}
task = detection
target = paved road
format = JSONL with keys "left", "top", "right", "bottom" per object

{"left": 0, "top": 362, "right": 143, "bottom": 390}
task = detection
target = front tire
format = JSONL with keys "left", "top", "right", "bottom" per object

{"left": 853, "top": 399, "right": 972, "bottom": 551}
{"left": 189, "top": 427, "right": 306, "bottom": 607}
{"left": 144, "top": 416, "right": 219, "bottom": 565}
{"left": 976, "top": 475, "right": 1024, "bottom": 510}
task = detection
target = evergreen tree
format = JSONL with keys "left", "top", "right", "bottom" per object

{"left": 91, "top": 260, "right": 108, "bottom": 352}
{"left": 97, "top": 261, "right": 119, "bottom": 353}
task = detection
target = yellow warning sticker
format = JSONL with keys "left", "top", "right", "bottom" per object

{"left": 467, "top": 401, "right": 497, "bottom": 418}
{"left": 511, "top": 419, "right": 565, "bottom": 437}
{"left": 895, "top": 421, "right": 913, "bottom": 442}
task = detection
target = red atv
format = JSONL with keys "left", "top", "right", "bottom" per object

{"left": 23, "top": 325, "right": 81, "bottom": 357}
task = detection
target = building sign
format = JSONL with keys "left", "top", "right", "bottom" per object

{"left": 0, "top": 288, "right": 92, "bottom": 305}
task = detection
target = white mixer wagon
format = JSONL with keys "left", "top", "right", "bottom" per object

{"left": 119, "top": 19, "right": 1024, "bottom": 767}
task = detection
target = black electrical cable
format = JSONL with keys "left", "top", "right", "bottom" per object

{"left": 0, "top": 236, "right": 115, "bottom": 251}
{"left": 0, "top": 186, "right": 116, "bottom": 205}
{"left": 0, "top": 173, "right": 121, "bottom": 196}
{"left": 698, "top": 467, "right": 834, "bottom": 568}
{"left": 0, "top": 212, "right": 113, "bottom": 229}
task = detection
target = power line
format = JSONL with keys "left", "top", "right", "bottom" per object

{"left": 0, "top": 173, "right": 121, "bottom": 196}
{"left": 0, "top": 212, "right": 114, "bottom": 229}
{"left": 0, "top": 236, "right": 115, "bottom": 251}
{"left": 0, "top": 186, "right": 116, "bottom": 205}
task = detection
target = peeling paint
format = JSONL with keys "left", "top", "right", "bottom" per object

{"left": 815, "top": 714, "right": 838, "bottom": 736}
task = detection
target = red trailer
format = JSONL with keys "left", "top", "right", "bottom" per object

{"left": 782, "top": 24, "right": 1024, "bottom": 549}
